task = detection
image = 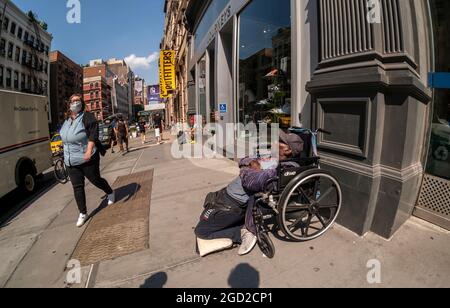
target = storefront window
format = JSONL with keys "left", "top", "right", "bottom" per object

{"left": 426, "top": 0, "right": 450, "bottom": 180}
{"left": 238, "top": 0, "right": 291, "bottom": 128}
{"left": 194, "top": 0, "right": 230, "bottom": 50}
{"left": 198, "top": 55, "right": 208, "bottom": 123}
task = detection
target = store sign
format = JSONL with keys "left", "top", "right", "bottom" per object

{"left": 206, "top": 4, "right": 232, "bottom": 47}
{"left": 135, "top": 80, "right": 143, "bottom": 94}
{"left": 148, "top": 85, "right": 161, "bottom": 102}
{"left": 145, "top": 104, "right": 166, "bottom": 111}
{"left": 159, "top": 50, "right": 176, "bottom": 98}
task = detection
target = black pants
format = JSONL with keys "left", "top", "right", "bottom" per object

{"left": 118, "top": 134, "right": 128, "bottom": 151}
{"left": 67, "top": 153, "right": 113, "bottom": 215}
{"left": 195, "top": 189, "right": 246, "bottom": 244}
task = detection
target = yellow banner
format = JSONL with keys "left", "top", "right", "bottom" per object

{"left": 159, "top": 50, "right": 176, "bottom": 98}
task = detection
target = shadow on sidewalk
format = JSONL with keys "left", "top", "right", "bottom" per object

{"left": 140, "top": 272, "right": 168, "bottom": 288}
{"left": 228, "top": 263, "right": 260, "bottom": 288}
{"left": 87, "top": 183, "right": 142, "bottom": 222}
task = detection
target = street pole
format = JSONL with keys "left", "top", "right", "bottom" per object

{"left": 112, "top": 76, "right": 118, "bottom": 116}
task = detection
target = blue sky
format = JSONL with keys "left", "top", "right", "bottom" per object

{"left": 13, "top": 0, "right": 165, "bottom": 85}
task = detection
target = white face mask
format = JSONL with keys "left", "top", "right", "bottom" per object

{"left": 70, "top": 101, "right": 82, "bottom": 114}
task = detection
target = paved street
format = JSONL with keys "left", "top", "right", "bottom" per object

{"left": 0, "top": 133, "right": 449, "bottom": 288}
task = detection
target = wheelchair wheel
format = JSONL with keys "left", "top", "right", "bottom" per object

{"left": 257, "top": 230, "right": 275, "bottom": 259}
{"left": 277, "top": 169, "right": 342, "bottom": 242}
{"left": 54, "top": 159, "right": 69, "bottom": 184}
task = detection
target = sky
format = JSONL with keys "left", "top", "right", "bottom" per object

{"left": 12, "top": 0, "right": 165, "bottom": 85}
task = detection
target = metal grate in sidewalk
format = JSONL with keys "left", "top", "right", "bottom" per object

{"left": 72, "top": 170, "right": 154, "bottom": 266}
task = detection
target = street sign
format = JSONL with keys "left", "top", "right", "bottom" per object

{"left": 219, "top": 103, "right": 227, "bottom": 114}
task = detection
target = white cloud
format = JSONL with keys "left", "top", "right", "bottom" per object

{"left": 124, "top": 52, "right": 159, "bottom": 70}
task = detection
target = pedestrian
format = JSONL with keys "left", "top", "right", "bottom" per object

{"left": 60, "top": 94, "right": 115, "bottom": 228}
{"left": 109, "top": 118, "right": 117, "bottom": 154}
{"left": 138, "top": 117, "right": 147, "bottom": 145}
{"left": 154, "top": 113, "right": 163, "bottom": 144}
{"left": 115, "top": 115, "right": 129, "bottom": 153}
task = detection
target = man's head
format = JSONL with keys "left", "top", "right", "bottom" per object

{"left": 279, "top": 130, "right": 304, "bottom": 161}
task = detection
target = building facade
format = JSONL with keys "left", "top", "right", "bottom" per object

{"left": 107, "top": 58, "right": 135, "bottom": 119}
{"left": 0, "top": 0, "right": 52, "bottom": 117}
{"left": 82, "top": 76, "right": 111, "bottom": 122}
{"left": 49, "top": 50, "right": 83, "bottom": 132}
{"left": 164, "top": 0, "right": 450, "bottom": 238}
{"left": 84, "top": 59, "right": 131, "bottom": 119}
{"left": 162, "top": 0, "right": 190, "bottom": 124}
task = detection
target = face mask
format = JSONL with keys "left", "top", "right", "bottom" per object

{"left": 70, "top": 101, "right": 82, "bottom": 114}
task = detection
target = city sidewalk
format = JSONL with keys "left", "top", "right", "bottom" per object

{"left": 0, "top": 133, "right": 449, "bottom": 288}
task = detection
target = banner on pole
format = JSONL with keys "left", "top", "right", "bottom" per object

{"left": 159, "top": 50, "right": 176, "bottom": 98}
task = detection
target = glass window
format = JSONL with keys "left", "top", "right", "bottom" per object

{"left": 18, "top": 27, "right": 23, "bottom": 39}
{"left": 6, "top": 69, "right": 11, "bottom": 87}
{"left": 194, "top": 0, "right": 229, "bottom": 50}
{"left": 51, "top": 135, "right": 62, "bottom": 142}
{"left": 7, "top": 42, "right": 13, "bottom": 59}
{"left": 13, "top": 71, "right": 18, "bottom": 89}
{"left": 2, "top": 17, "right": 9, "bottom": 31}
{"left": 238, "top": 0, "right": 292, "bottom": 127}
{"left": 426, "top": 0, "right": 450, "bottom": 180}
{"left": 0, "top": 38, "right": 5, "bottom": 56}
{"left": 198, "top": 55, "right": 207, "bottom": 121}
{"left": 21, "top": 73, "right": 26, "bottom": 89}
{"left": 0, "top": 66, "right": 3, "bottom": 87}
{"left": 15, "top": 46, "right": 20, "bottom": 62}
{"left": 24, "top": 31, "right": 29, "bottom": 42}
{"left": 10, "top": 22, "right": 16, "bottom": 35}
{"left": 22, "top": 50, "right": 27, "bottom": 63}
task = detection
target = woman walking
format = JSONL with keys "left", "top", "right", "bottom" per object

{"left": 60, "top": 94, "right": 115, "bottom": 227}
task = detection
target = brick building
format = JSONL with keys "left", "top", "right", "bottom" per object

{"left": 49, "top": 50, "right": 82, "bottom": 131}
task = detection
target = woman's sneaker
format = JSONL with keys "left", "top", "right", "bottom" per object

{"left": 238, "top": 229, "right": 257, "bottom": 256}
{"left": 108, "top": 193, "right": 115, "bottom": 205}
{"left": 76, "top": 214, "right": 87, "bottom": 228}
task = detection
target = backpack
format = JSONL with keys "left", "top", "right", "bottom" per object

{"left": 82, "top": 113, "right": 107, "bottom": 157}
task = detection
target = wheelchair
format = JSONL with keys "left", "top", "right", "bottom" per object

{"left": 252, "top": 128, "right": 343, "bottom": 259}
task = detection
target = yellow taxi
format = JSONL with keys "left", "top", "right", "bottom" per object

{"left": 51, "top": 134, "right": 63, "bottom": 155}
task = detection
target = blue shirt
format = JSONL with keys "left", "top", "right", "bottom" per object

{"left": 60, "top": 113, "right": 97, "bottom": 167}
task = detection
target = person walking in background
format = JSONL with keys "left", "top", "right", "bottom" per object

{"left": 109, "top": 118, "right": 117, "bottom": 154}
{"left": 138, "top": 117, "right": 147, "bottom": 145}
{"left": 154, "top": 113, "right": 163, "bottom": 144}
{"left": 115, "top": 115, "right": 129, "bottom": 154}
{"left": 60, "top": 94, "right": 115, "bottom": 228}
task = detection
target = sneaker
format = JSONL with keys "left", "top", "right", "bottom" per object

{"left": 108, "top": 192, "right": 115, "bottom": 205}
{"left": 238, "top": 229, "right": 257, "bottom": 256}
{"left": 76, "top": 214, "right": 87, "bottom": 228}
{"left": 196, "top": 237, "right": 233, "bottom": 257}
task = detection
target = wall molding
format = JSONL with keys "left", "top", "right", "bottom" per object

{"left": 320, "top": 153, "right": 424, "bottom": 182}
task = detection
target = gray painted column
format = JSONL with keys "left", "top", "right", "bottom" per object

{"left": 306, "top": 0, "right": 433, "bottom": 238}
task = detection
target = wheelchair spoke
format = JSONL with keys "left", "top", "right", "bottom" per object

{"left": 288, "top": 212, "right": 308, "bottom": 232}
{"left": 317, "top": 187, "right": 334, "bottom": 204}
{"left": 315, "top": 213, "right": 327, "bottom": 227}
{"left": 304, "top": 214, "right": 313, "bottom": 235}
{"left": 318, "top": 204, "right": 339, "bottom": 209}
{"left": 296, "top": 187, "right": 312, "bottom": 205}
{"left": 286, "top": 202, "right": 309, "bottom": 213}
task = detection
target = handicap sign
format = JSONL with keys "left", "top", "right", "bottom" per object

{"left": 219, "top": 103, "right": 227, "bottom": 114}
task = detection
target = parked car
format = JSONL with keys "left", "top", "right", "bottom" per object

{"left": 98, "top": 123, "right": 112, "bottom": 147}
{"left": 51, "top": 134, "right": 63, "bottom": 155}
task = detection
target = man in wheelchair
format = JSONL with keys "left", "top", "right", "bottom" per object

{"left": 195, "top": 131, "right": 304, "bottom": 257}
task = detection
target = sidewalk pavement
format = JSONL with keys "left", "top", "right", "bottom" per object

{"left": 0, "top": 132, "right": 449, "bottom": 288}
